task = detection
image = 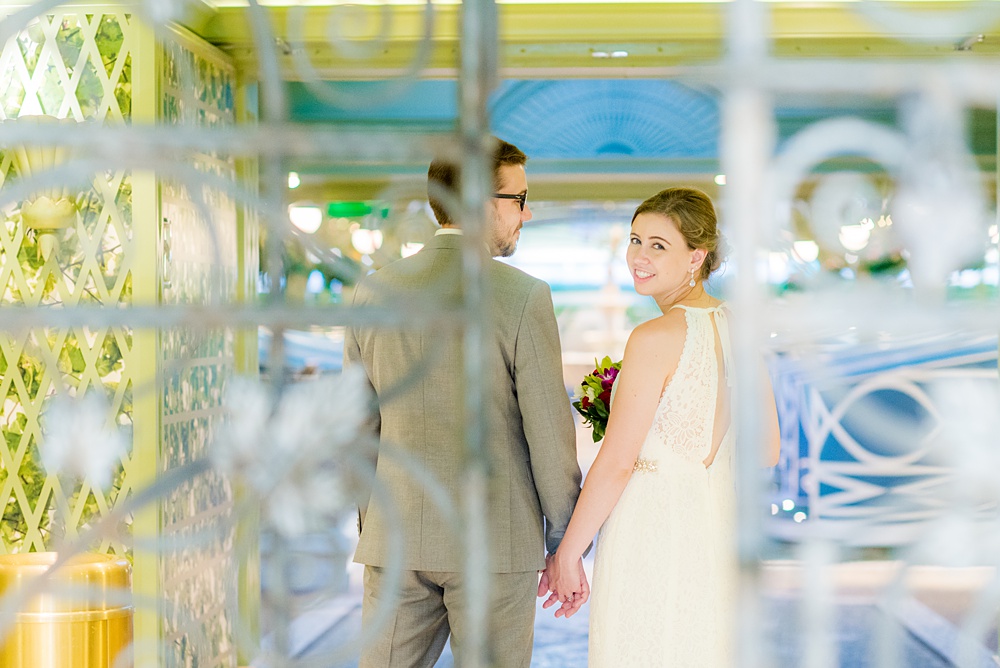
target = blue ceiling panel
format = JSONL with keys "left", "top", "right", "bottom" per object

{"left": 288, "top": 79, "right": 720, "bottom": 160}
{"left": 288, "top": 80, "right": 458, "bottom": 127}
{"left": 491, "top": 80, "right": 718, "bottom": 159}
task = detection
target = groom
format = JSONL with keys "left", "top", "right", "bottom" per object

{"left": 344, "top": 137, "right": 586, "bottom": 667}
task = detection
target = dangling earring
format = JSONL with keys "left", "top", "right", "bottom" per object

{"left": 689, "top": 268, "right": 696, "bottom": 288}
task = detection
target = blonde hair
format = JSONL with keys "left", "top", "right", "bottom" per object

{"left": 632, "top": 187, "right": 722, "bottom": 280}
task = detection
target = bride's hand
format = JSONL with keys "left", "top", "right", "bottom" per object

{"left": 555, "top": 559, "right": 590, "bottom": 619}
{"left": 543, "top": 553, "right": 589, "bottom": 618}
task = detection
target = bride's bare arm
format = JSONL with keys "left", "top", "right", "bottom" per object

{"left": 548, "top": 312, "right": 686, "bottom": 600}
{"left": 761, "top": 361, "right": 781, "bottom": 467}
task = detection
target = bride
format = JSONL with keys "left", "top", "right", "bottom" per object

{"left": 544, "top": 187, "right": 780, "bottom": 666}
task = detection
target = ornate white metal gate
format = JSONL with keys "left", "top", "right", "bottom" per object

{"left": 1, "top": 1, "right": 999, "bottom": 667}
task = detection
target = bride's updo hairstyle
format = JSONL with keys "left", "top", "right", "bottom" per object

{"left": 632, "top": 187, "right": 723, "bottom": 281}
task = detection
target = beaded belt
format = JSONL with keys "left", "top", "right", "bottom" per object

{"left": 633, "top": 458, "right": 658, "bottom": 473}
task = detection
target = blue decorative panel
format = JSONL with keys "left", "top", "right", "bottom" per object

{"left": 769, "top": 335, "right": 1000, "bottom": 544}
{"left": 491, "top": 80, "right": 718, "bottom": 159}
{"left": 287, "top": 79, "right": 720, "bottom": 160}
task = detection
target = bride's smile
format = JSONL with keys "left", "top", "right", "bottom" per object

{"left": 626, "top": 211, "right": 704, "bottom": 306}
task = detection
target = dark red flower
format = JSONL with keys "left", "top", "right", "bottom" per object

{"left": 581, "top": 396, "right": 590, "bottom": 409}
{"left": 598, "top": 390, "right": 611, "bottom": 404}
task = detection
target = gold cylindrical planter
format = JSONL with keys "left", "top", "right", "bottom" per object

{"left": 0, "top": 553, "right": 133, "bottom": 668}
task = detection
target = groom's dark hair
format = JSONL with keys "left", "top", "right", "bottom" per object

{"left": 428, "top": 137, "right": 527, "bottom": 227}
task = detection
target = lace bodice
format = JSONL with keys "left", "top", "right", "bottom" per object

{"left": 649, "top": 304, "right": 732, "bottom": 464}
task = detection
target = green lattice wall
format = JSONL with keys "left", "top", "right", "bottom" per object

{"left": 0, "top": 11, "right": 248, "bottom": 668}
{"left": 158, "top": 31, "right": 240, "bottom": 667}
{"left": 0, "top": 11, "right": 136, "bottom": 555}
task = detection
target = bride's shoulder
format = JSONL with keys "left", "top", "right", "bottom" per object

{"left": 639, "top": 308, "right": 687, "bottom": 334}
{"left": 624, "top": 311, "right": 686, "bottom": 358}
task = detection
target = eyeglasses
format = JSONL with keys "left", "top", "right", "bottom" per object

{"left": 493, "top": 192, "right": 527, "bottom": 212}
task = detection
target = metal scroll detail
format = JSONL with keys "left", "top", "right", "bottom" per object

{"left": 1, "top": 1, "right": 999, "bottom": 668}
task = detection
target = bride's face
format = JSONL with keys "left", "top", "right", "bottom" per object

{"left": 626, "top": 212, "right": 702, "bottom": 299}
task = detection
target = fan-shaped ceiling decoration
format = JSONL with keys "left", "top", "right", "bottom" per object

{"left": 489, "top": 80, "right": 719, "bottom": 159}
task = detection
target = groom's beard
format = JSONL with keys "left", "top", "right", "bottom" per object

{"left": 493, "top": 235, "right": 517, "bottom": 258}
{"left": 491, "top": 212, "right": 518, "bottom": 258}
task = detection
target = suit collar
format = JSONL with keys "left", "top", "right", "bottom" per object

{"left": 426, "top": 232, "right": 462, "bottom": 250}
{"left": 424, "top": 231, "right": 492, "bottom": 255}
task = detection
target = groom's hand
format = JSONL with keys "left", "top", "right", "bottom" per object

{"left": 538, "top": 553, "right": 559, "bottom": 601}
{"left": 537, "top": 564, "right": 551, "bottom": 598}
{"left": 540, "top": 555, "right": 563, "bottom": 609}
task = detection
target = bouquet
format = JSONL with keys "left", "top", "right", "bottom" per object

{"left": 571, "top": 356, "right": 622, "bottom": 442}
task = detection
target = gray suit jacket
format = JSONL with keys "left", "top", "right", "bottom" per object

{"left": 344, "top": 233, "right": 581, "bottom": 573}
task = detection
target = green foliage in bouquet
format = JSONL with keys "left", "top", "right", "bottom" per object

{"left": 571, "top": 356, "right": 621, "bottom": 442}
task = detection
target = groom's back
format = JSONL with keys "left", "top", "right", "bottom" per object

{"left": 348, "top": 234, "right": 564, "bottom": 574}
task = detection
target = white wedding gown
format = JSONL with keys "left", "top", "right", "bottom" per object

{"left": 589, "top": 304, "right": 737, "bottom": 667}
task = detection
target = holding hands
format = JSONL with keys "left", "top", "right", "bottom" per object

{"left": 537, "top": 552, "right": 589, "bottom": 618}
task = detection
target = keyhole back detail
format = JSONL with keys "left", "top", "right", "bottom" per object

{"left": 650, "top": 304, "right": 732, "bottom": 467}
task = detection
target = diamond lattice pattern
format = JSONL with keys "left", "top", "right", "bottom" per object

{"left": 0, "top": 12, "right": 135, "bottom": 554}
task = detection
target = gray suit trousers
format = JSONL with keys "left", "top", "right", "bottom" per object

{"left": 359, "top": 566, "right": 537, "bottom": 668}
